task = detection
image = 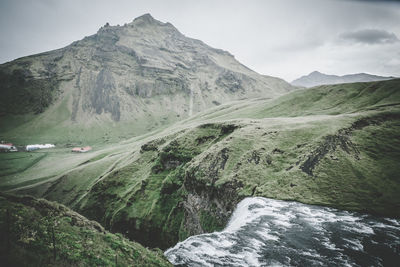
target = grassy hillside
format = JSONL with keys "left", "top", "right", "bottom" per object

{"left": 182, "top": 79, "right": 400, "bottom": 122}
{"left": 1, "top": 79, "right": 399, "bottom": 251}
{"left": 253, "top": 79, "right": 400, "bottom": 116}
{"left": 0, "top": 192, "right": 171, "bottom": 266}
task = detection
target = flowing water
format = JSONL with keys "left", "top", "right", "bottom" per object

{"left": 165, "top": 197, "right": 400, "bottom": 266}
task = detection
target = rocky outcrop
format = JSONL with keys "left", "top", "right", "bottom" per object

{"left": 182, "top": 173, "right": 243, "bottom": 237}
{"left": 89, "top": 68, "right": 120, "bottom": 121}
{"left": 300, "top": 113, "right": 400, "bottom": 176}
{"left": 0, "top": 63, "right": 62, "bottom": 115}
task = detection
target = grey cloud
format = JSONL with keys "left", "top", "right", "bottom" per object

{"left": 340, "top": 29, "right": 399, "bottom": 44}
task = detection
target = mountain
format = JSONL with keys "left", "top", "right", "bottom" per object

{"left": 1, "top": 13, "right": 399, "bottom": 263}
{"left": 0, "top": 13, "right": 293, "bottom": 144}
{"left": 0, "top": 192, "right": 171, "bottom": 266}
{"left": 4, "top": 79, "right": 399, "bottom": 250}
{"left": 291, "top": 71, "right": 396, "bottom": 87}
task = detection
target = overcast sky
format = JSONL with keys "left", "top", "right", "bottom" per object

{"left": 0, "top": 0, "right": 399, "bottom": 81}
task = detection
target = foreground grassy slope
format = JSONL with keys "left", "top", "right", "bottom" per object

{"left": 2, "top": 79, "right": 399, "bottom": 250}
{"left": 0, "top": 192, "right": 171, "bottom": 266}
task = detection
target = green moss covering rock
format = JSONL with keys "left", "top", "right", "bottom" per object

{"left": 0, "top": 193, "right": 171, "bottom": 266}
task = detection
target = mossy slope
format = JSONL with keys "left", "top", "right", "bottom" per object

{"left": 0, "top": 192, "right": 171, "bottom": 266}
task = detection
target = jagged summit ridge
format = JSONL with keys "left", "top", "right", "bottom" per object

{"left": 99, "top": 13, "right": 166, "bottom": 29}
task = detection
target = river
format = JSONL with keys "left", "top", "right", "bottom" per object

{"left": 165, "top": 197, "right": 400, "bottom": 266}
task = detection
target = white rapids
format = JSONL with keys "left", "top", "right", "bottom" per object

{"left": 165, "top": 197, "right": 400, "bottom": 266}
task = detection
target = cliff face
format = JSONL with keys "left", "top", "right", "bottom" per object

{"left": 0, "top": 14, "right": 293, "bottom": 143}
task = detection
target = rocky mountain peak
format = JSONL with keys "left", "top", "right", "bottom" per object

{"left": 133, "top": 13, "right": 156, "bottom": 23}
{"left": 128, "top": 13, "right": 168, "bottom": 28}
{"left": 95, "top": 13, "right": 173, "bottom": 36}
{"left": 0, "top": 14, "right": 293, "bottom": 139}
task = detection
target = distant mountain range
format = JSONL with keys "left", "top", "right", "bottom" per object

{"left": 291, "top": 71, "right": 396, "bottom": 87}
